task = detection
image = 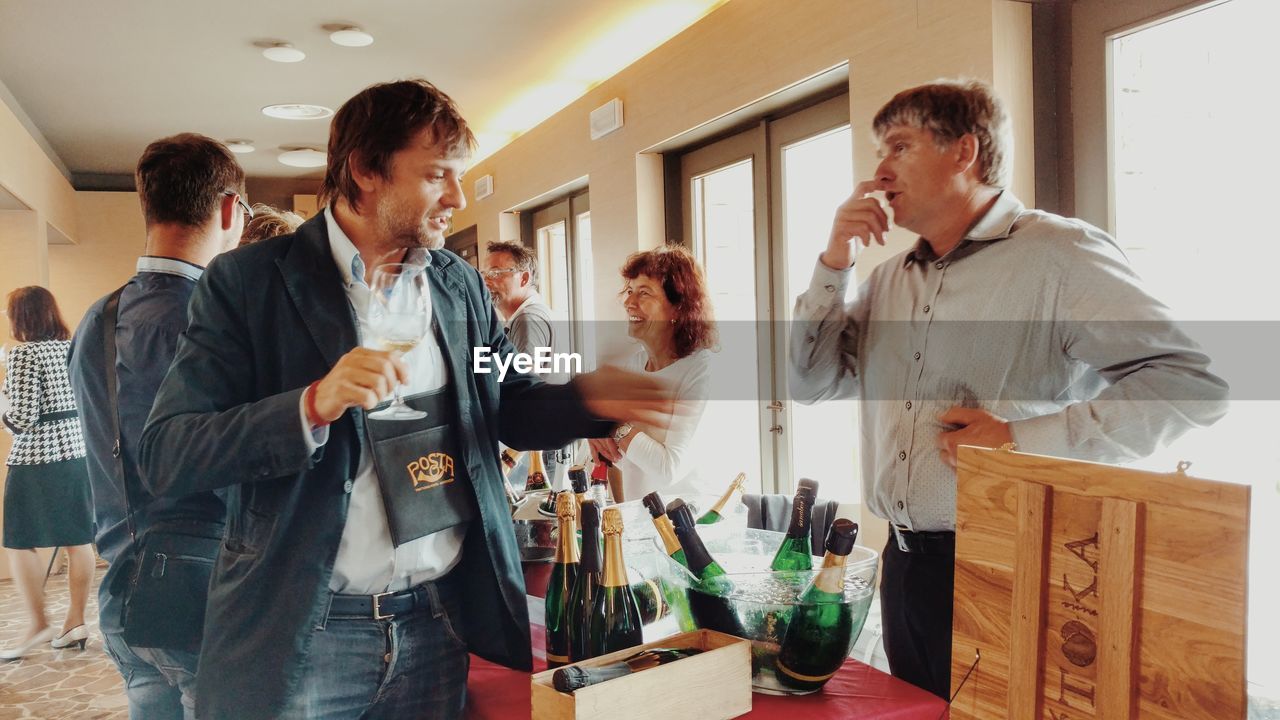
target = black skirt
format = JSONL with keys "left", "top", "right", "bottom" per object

{"left": 3, "top": 457, "right": 95, "bottom": 549}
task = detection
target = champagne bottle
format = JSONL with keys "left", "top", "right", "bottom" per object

{"left": 569, "top": 464, "right": 589, "bottom": 518}
{"left": 525, "top": 451, "right": 550, "bottom": 492}
{"left": 696, "top": 472, "right": 746, "bottom": 525}
{"left": 589, "top": 507, "right": 643, "bottom": 656}
{"left": 776, "top": 518, "right": 861, "bottom": 692}
{"left": 589, "top": 456, "right": 611, "bottom": 506}
{"left": 568, "top": 500, "right": 602, "bottom": 663}
{"left": 643, "top": 492, "right": 687, "bottom": 568}
{"left": 545, "top": 492, "right": 580, "bottom": 668}
{"left": 668, "top": 499, "right": 744, "bottom": 637}
{"left": 499, "top": 447, "right": 525, "bottom": 477}
{"left": 770, "top": 482, "right": 817, "bottom": 572}
{"left": 553, "top": 648, "right": 703, "bottom": 692}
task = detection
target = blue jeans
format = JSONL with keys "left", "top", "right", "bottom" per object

{"left": 280, "top": 577, "right": 470, "bottom": 720}
{"left": 101, "top": 631, "right": 199, "bottom": 720}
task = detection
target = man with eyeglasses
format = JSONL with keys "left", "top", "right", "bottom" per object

{"left": 482, "top": 240, "right": 566, "bottom": 485}
{"left": 68, "top": 133, "right": 249, "bottom": 720}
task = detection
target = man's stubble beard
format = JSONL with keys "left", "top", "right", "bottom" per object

{"left": 375, "top": 194, "right": 445, "bottom": 251}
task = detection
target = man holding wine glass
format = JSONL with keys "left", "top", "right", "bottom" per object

{"left": 140, "top": 79, "right": 672, "bottom": 720}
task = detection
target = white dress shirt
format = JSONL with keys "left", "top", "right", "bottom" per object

{"left": 301, "top": 207, "right": 466, "bottom": 594}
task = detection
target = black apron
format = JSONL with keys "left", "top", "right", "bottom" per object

{"left": 364, "top": 387, "right": 477, "bottom": 547}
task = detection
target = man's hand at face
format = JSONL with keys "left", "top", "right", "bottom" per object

{"left": 311, "top": 348, "right": 410, "bottom": 423}
{"left": 821, "top": 180, "right": 891, "bottom": 270}
{"left": 935, "top": 407, "right": 1013, "bottom": 469}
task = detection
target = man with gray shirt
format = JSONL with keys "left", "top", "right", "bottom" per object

{"left": 788, "top": 79, "right": 1228, "bottom": 699}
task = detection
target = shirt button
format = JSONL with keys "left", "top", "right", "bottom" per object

{"left": 343, "top": 479, "right": 354, "bottom": 494}
{"left": 913, "top": 352, "right": 921, "bottom": 361}
{"left": 935, "top": 262, "right": 944, "bottom": 270}
{"left": 905, "top": 401, "right": 912, "bottom": 410}
{"left": 898, "top": 451, "right": 907, "bottom": 461}
{"left": 923, "top": 305, "right": 931, "bottom": 314}
{"left": 897, "top": 501, "right": 905, "bottom": 510}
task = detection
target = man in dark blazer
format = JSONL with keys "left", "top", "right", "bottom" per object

{"left": 139, "top": 79, "right": 669, "bottom": 720}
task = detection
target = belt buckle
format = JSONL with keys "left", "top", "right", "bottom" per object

{"left": 893, "top": 524, "right": 910, "bottom": 553}
{"left": 372, "top": 591, "right": 394, "bottom": 620}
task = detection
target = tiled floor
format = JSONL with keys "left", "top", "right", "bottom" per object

{"left": 0, "top": 566, "right": 127, "bottom": 720}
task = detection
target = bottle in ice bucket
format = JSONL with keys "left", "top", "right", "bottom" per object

{"left": 525, "top": 451, "right": 550, "bottom": 492}
{"left": 696, "top": 472, "right": 746, "bottom": 525}
{"left": 499, "top": 447, "right": 524, "bottom": 477}
{"left": 569, "top": 465, "right": 589, "bottom": 514}
{"left": 770, "top": 479, "right": 818, "bottom": 573}
{"left": 568, "top": 500, "right": 602, "bottom": 662}
{"left": 669, "top": 499, "right": 745, "bottom": 638}
{"left": 589, "top": 456, "right": 611, "bottom": 506}
{"left": 545, "top": 492, "right": 580, "bottom": 668}
{"left": 643, "top": 492, "right": 687, "bottom": 568}
{"left": 775, "top": 518, "right": 861, "bottom": 692}
{"left": 589, "top": 507, "right": 643, "bottom": 656}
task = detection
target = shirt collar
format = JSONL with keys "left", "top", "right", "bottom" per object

{"left": 904, "top": 190, "right": 1025, "bottom": 267}
{"left": 136, "top": 256, "right": 204, "bottom": 282}
{"left": 323, "top": 206, "right": 432, "bottom": 288}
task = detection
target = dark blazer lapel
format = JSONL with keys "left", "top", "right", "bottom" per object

{"left": 426, "top": 251, "right": 472, "bottom": 390}
{"left": 277, "top": 215, "right": 360, "bottom": 370}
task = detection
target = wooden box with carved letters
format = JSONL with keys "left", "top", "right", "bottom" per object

{"left": 949, "top": 447, "right": 1249, "bottom": 720}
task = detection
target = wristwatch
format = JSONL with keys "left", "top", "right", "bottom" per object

{"left": 611, "top": 423, "right": 633, "bottom": 444}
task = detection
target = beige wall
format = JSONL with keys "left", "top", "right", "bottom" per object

{"left": 0, "top": 98, "right": 77, "bottom": 245}
{"left": 1067, "top": 0, "right": 1212, "bottom": 231}
{"left": 49, "top": 192, "right": 145, "bottom": 331}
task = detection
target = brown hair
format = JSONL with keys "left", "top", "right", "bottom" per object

{"left": 135, "top": 133, "right": 246, "bottom": 227}
{"left": 239, "top": 204, "right": 304, "bottom": 247}
{"left": 486, "top": 240, "right": 539, "bottom": 288}
{"left": 872, "top": 79, "right": 1011, "bottom": 188}
{"left": 320, "top": 79, "right": 476, "bottom": 214}
{"left": 6, "top": 286, "right": 70, "bottom": 342}
{"left": 620, "top": 244, "right": 717, "bottom": 359}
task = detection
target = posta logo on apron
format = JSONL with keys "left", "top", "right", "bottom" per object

{"left": 408, "top": 452, "right": 456, "bottom": 491}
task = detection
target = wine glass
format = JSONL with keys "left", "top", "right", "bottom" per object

{"left": 367, "top": 263, "right": 429, "bottom": 421}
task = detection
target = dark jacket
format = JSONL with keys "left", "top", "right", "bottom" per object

{"left": 139, "top": 214, "right": 607, "bottom": 720}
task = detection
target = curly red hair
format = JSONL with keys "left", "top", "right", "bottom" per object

{"left": 620, "top": 244, "right": 717, "bottom": 359}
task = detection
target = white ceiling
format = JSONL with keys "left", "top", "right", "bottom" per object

{"left": 0, "top": 0, "right": 726, "bottom": 183}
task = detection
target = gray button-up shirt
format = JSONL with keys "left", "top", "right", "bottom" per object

{"left": 789, "top": 191, "right": 1228, "bottom": 531}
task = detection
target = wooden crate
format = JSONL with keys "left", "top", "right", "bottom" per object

{"left": 950, "top": 447, "right": 1250, "bottom": 720}
{"left": 531, "top": 629, "right": 752, "bottom": 720}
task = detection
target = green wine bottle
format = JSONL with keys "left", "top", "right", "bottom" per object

{"left": 545, "top": 492, "right": 580, "bottom": 668}
{"left": 643, "top": 492, "right": 687, "bottom": 568}
{"left": 770, "top": 483, "right": 817, "bottom": 572}
{"left": 696, "top": 472, "right": 746, "bottom": 525}
{"left": 775, "top": 518, "right": 860, "bottom": 692}
{"left": 569, "top": 464, "right": 589, "bottom": 516}
{"left": 667, "top": 500, "right": 727, "bottom": 584}
{"left": 568, "top": 500, "right": 602, "bottom": 663}
{"left": 589, "top": 507, "right": 643, "bottom": 656}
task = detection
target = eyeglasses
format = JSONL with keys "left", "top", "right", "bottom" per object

{"left": 223, "top": 191, "right": 254, "bottom": 221}
{"left": 480, "top": 268, "right": 520, "bottom": 279}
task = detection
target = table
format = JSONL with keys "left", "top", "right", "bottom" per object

{"left": 465, "top": 563, "right": 948, "bottom": 719}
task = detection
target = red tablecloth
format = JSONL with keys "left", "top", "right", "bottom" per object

{"left": 464, "top": 563, "right": 947, "bottom": 719}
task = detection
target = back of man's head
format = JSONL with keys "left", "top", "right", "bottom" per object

{"left": 872, "top": 79, "right": 1011, "bottom": 188}
{"left": 319, "top": 78, "right": 476, "bottom": 214}
{"left": 136, "top": 133, "right": 245, "bottom": 228}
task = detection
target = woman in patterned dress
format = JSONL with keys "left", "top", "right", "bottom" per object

{"left": 1, "top": 286, "right": 96, "bottom": 660}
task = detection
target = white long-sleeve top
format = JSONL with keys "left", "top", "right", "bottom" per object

{"left": 616, "top": 347, "right": 712, "bottom": 500}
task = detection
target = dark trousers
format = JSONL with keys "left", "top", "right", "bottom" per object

{"left": 880, "top": 534, "right": 955, "bottom": 700}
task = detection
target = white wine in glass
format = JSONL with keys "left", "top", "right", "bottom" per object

{"left": 368, "top": 263, "right": 429, "bottom": 421}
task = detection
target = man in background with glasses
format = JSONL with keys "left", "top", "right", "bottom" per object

{"left": 68, "top": 133, "right": 248, "bottom": 720}
{"left": 483, "top": 240, "right": 567, "bottom": 484}
{"left": 140, "top": 79, "right": 671, "bottom": 720}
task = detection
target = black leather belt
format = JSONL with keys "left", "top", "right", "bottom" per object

{"left": 891, "top": 525, "right": 956, "bottom": 555}
{"left": 330, "top": 583, "right": 432, "bottom": 621}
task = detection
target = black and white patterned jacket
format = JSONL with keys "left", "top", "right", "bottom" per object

{"left": 2, "top": 340, "right": 87, "bottom": 466}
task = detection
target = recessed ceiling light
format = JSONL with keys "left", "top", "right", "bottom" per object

{"left": 224, "top": 140, "right": 255, "bottom": 154}
{"left": 262, "top": 43, "right": 306, "bottom": 63}
{"left": 329, "top": 26, "right": 374, "bottom": 47}
{"left": 278, "top": 148, "right": 327, "bottom": 168}
{"left": 262, "top": 104, "right": 334, "bottom": 120}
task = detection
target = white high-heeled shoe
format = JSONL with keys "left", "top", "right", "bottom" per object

{"left": 0, "top": 627, "right": 56, "bottom": 660}
{"left": 51, "top": 624, "right": 89, "bottom": 650}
